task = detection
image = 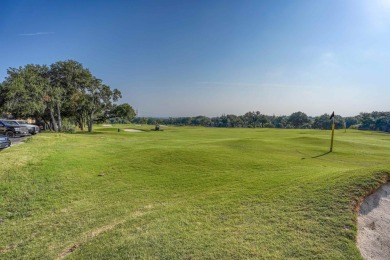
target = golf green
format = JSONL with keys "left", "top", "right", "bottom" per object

{"left": 0, "top": 126, "right": 389, "bottom": 259}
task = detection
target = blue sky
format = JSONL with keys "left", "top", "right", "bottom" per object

{"left": 1, "top": 0, "right": 390, "bottom": 117}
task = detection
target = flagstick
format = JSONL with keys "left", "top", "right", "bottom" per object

{"left": 330, "top": 116, "right": 335, "bottom": 152}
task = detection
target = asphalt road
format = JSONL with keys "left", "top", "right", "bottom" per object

{"left": 10, "top": 136, "right": 30, "bottom": 146}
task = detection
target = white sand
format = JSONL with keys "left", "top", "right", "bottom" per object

{"left": 102, "top": 124, "right": 112, "bottom": 127}
{"left": 357, "top": 182, "right": 390, "bottom": 260}
{"left": 124, "top": 129, "right": 143, "bottom": 132}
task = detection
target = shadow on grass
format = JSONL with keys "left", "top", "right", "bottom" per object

{"left": 301, "top": 151, "right": 331, "bottom": 160}
{"left": 311, "top": 151, "right": 331, "bottom": 158}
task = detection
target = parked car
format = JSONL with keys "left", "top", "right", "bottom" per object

{"left": 16, "top": 120, "right": 40, "bottom": 135}
{"left": 0, "top": 135, "right": 11, "bottom": 149}
{"left": 0, "top": 119, "right": 29, "bottom": 137}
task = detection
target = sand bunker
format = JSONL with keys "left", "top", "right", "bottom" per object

{"left": 102, "top": 124, "right": 112, "bottom": 127}
{"left": 124, "top": 129, "right": 143, "bottom": 132}
{"left": 357, "top": 182, "right": 390, "bottom": 260}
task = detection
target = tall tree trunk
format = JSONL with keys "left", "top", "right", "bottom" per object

{"left": 49, "top": 106, "right": 59, "bottom": 132}
{"left": 83, "top": 114, "right": 86, "bottom": 130}
{"left": 79, "top": 121, "right": 84, "bottom": 131}
{"left": 77, "top": 111, "right": 84, "bottom": 131}
{"left": 87, "top": 111, "right": 94, "bottom": 132}
{"left": 42, "top": 119, "right": 51, "bottom": 131}
{"left": 83, "top": 111, "right": 87, "bottom": 130}
{"left": 56, "top": 102, "right": 62, "bottom": 132}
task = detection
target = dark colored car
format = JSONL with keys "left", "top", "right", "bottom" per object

{"left": 0, "top": 135, "right": 11, "bottom": 149}
{"left": 15, "top": 120, "right": 40, "bottom": 135}
{"left": 0, "top": 119, "right": 29, "bottom": 138}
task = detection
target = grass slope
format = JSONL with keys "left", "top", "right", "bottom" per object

{"left": 1, "top": 127, "right": 390, "bottom": 259}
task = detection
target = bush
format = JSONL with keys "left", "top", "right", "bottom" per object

{"left": 62, "top": 119, "right": 76, "bottom": 133}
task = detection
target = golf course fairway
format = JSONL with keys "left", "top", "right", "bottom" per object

{"left": 1, "top": 126, "right": 389, "bottom": 259}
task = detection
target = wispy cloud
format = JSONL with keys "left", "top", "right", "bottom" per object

{"left": 19, "top": 32, "right": 54, "bottom": 36}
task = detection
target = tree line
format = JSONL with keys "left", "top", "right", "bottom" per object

{"left": 133, "top": 111, "right": 390, "bottom": 132}
{"left": 1, "top": 60, "right": 388, "bottom": 133}
{"left": 0, "top": 60, "right": 135, "bottom": 132}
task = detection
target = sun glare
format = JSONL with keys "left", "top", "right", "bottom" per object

{"left": 378, "top": 0, "right": 390, "bottom": 8}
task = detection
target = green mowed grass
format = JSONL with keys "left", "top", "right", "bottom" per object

{"left": 1, "top": 126, "right": 390, "bottom": 259}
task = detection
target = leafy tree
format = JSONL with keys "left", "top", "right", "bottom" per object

{"left": 359, "top": 112, "right": 375, "bottom": 130}
{"left": 259, "top": 114, "right": 268, "bottom": 128}
{"left": 0, "top": 64, "right": 48, "bottom": 119}
{"left": 313, "top": 114, "right": 330, "bottom": 129}
{"left": 49, "top": 60, "right": 94, "bottom": 131}
{"left": 82, "top": 78, "right": 122, "bottom": 132}
{"left": 375, "top": 117, "right": 390, "bottom": 132}
{"left": 190, "top": 116, "right": 211, "bottom": 126}
{"left": 288, "top": 111, "right": 310, "bottom": 128}
{"left": 227, "top": 114, "right": 243, "bottom": 127}
{"left": 243, "top": 111, "right": 264, "bottom": 127}
{"left": 0, "top": 60, "right": 124, "bottom": 133}
{"left": 345, "top": 117, "right": 359, "bottom": 128}
{"left": 109, "top": 103, "right": 136, "bottom": 122}
{"left": 334, "top": 115, "right": 345, "bottom": 129}
{"left": 271, "top": 116, "right": 288, "bottom": 128}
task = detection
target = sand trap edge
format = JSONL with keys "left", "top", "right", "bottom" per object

{"left": 356, "top": 176, "right": 390, "bottom": 260}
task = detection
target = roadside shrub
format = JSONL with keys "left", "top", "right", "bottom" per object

{"left": 62, "top": 119, "right": 76, "bottom": 133}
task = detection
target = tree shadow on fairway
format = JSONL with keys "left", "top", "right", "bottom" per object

{"left": 301, "top": 151, "right": 331, "bottom": 159}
